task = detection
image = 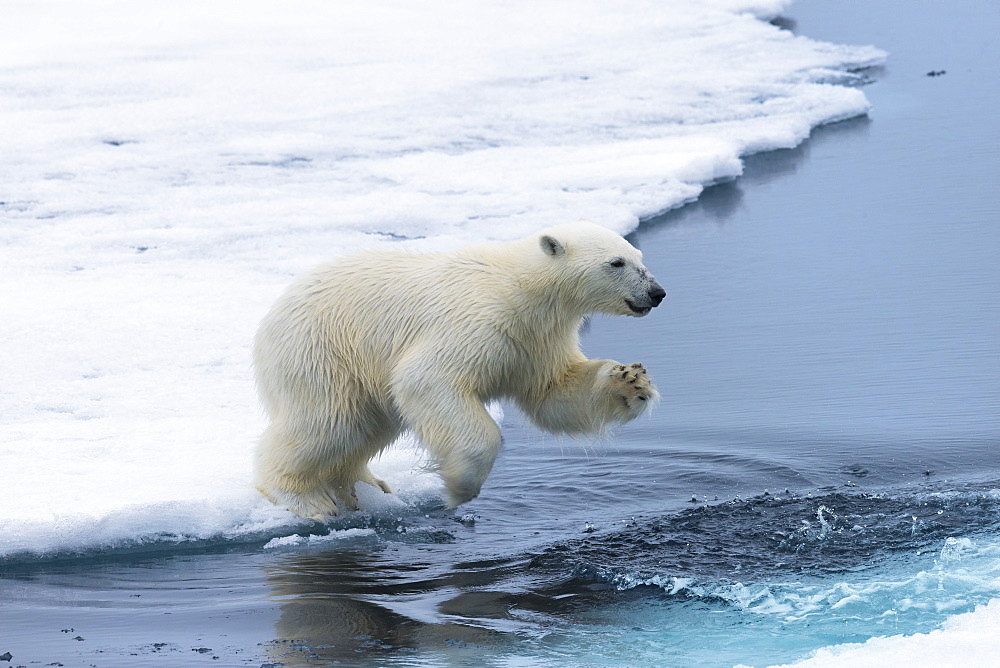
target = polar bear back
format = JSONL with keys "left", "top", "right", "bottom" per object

{"left": 253, "top": 238, "right": 582, "bottom": 412}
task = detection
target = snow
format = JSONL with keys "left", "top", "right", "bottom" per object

{"left": 0, "top": 0, "right": 884, "bottom": 560}
{"left": 752, "top": 599, "right": 1000, "bottom": 668}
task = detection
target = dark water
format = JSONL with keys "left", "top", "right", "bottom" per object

{"left": 2, "top": 0, "right": 999, "bottom": 666}
{"left": 3, "top": 485, "right": 999, "bottom": 667}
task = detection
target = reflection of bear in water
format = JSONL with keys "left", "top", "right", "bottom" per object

{"left": 253, "top": 221, "right": 666, "bottom": 518}
{"left": 264, "top": 549, "right": 546, "bottom": 665}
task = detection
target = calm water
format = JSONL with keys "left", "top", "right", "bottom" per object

{"left": 2, "top": 1, "right": 998, "bottom": 666}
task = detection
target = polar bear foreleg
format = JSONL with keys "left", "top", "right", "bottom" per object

{"left": 523, "top": 359, "right": 658, "bottom": 436}
{"left": 394, "top": 374, "right": 502, "bottom": 508}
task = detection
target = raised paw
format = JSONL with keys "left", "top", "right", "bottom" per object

{"left": 608, "top": 362, "right": 658, "bottom": 414}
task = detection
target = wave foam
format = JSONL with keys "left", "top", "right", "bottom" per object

{"left": 610, "top": 533, "right": 1000, "bottom": 625}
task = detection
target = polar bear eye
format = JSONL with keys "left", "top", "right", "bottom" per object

{"left": 608, "top": 258, "right": 626, "bottom": 268}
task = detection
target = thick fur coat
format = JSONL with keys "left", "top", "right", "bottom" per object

{"left": 253, "top": 221, "right": 666, "bottom": 518}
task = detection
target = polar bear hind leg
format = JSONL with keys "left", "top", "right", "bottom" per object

{"left": 255, "top": 415, "right": 398, "bottom": 520}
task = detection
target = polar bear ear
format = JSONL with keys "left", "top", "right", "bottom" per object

{"left": 539, "top": 234, "right": 565, "bottom": 257}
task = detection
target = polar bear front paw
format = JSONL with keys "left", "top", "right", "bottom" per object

{"left": 608, "top": 362, "right": 658, "bottom": 414}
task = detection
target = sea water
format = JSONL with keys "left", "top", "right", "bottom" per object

{"left": 2, "top": 0, "right": 999, "bottom": 666}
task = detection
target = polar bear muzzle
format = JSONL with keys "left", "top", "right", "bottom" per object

{"left": 625, "top": 280, "right": 666, "bottom": 316}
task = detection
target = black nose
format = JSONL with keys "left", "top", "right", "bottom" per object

{"left": 648, "top": 283, "right": 666, "bottom": 307}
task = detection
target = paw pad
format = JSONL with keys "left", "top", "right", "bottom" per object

{"left": 609, "top": 363, "right": 656, "bottom": 410}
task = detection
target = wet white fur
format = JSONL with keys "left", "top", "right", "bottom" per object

{"left": 253, "top": 221, "right": 661, "bottom": 518}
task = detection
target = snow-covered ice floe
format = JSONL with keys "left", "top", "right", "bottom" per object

{"left": 0, "top": 0, "right": 884, "bottom": 561}
{"left": 744, "top": 600, "right": 1000, "bottom": 668}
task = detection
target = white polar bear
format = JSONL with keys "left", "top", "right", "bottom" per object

{"left": 253, "top": 221, "right": 666, "bottom": 519}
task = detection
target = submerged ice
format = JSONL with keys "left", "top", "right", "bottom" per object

{"left": 534, "top": 489, "right": 1000, "bottom": 616}
{"left": 520, "top": 489, "right": 1000, "bottom": 667}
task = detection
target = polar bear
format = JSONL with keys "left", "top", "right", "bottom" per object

{"left": 253, "top": 221, "right": 665, "bottom": 519}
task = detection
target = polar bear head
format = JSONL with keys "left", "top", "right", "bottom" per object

{"left": 536, "top": 221, "right": 666, "bottom": 318}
